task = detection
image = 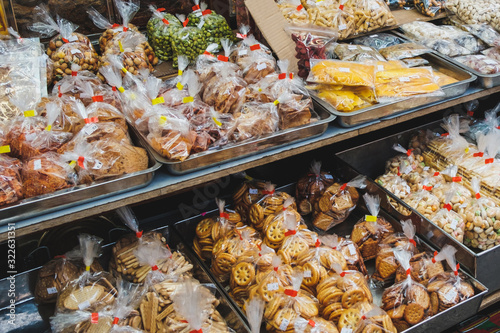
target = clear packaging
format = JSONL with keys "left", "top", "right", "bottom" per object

{"left": 414, "top": 0, "right": 445, "bottom": 17}
{"left": 402, "top": 56, "right": 430, "bottom": 67}
{"left": 296, "top": 160, "right": 335, "bottom": 215}
{"left": 202, "top": 70, "right": 247, "bottom": 114}
{"left": 146, "top": 5, "right": 182, "bottom": 61}
{"left": 190, "top": 2, "right": 236, "bottom": 47}
{"left": 379, "top": 43, "right": 431, "bottom": 61}
{"left": 277, "top": 0, "right": 310, "bottom": 25}
{"left": 276, "top": 92, "right": 313, "bottom": 130}
{"left": 463, "top": 23, "right": 500, "bottom": 48}
{"left": 0, "top": 155, "right": 23, "bottom": 206}
{"left": 308, "top": 59, "right": 375, "bottom": 87}
{"left": 231, "top": 102, "right": 279, "bottom": 142}
{"left": 351, "top": 0, "right": 397, "bottom": 35}
{"left": 334, "top": 43, "right": 385, "bottom": 62}
{"left": 172, "top": 15, "right": 209, "bottom": 66}
{"left": 248, "top": 183, "right": 294, "bottom": 231}
{"left": 314, "top": 86, "right": 373, "bottom": 112}
{"left": 322, "top": 234, "right": 368, "bottom": 275}
{"left": 353, "top": 33, "right": 403, "bottom": 50}
{"left": 308, "top": 2, "right": 356, "bottom": 40}
{"left": 481, "top": 48, "right": 500, "bottom": 63}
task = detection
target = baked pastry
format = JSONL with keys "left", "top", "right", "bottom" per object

{"left": 394, "top": 251, "right": 445, "bottom": 286}
{"left": 202, "top": 74, "right": 247, "bottom": 114}
{"left": 278, "top": 95, "right": 312, "bottom": 130}
{"left": 351, "top": 217, "right": 394, "bottom": 260}
{"left": 0, "top": 155, "right": 23, "bottom": 206}
{"left": 296, "top": 162, "right": 335, "bottom": 215}
{"left": 86, "top": 102, "right": 128, "bottom": 133}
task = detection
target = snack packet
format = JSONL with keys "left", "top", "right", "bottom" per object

{"left": 414, "top": 0, "right": 445, "bottom": 17}
{"left": 353, "top": 33, "right": 403, "bottom": 50}
{"left": 172, "top": 14, "right": 209, "bottom": 66}
{"left": 146, "top": 5, "right": 182, "bottom": 61}
{"left": 322, "top": 234, "right": 368, "bottom": 275}
{"left": 256, "top": 255, "right": 293, "bottom": 302}
{"left": 232, "top": 174, "right": 270, "bottom": 220}
{"left": 394, "top": 250, "right": 445, "bottom": 286}
{"left": 248, "top": 182, "right": 295, "bottom": 230}
{"left": 0, "top": 154, "right": 23, "bottom": 206}
{"left": 308, "top": 59, "right": 375, "bottom": 87}
{"left": 353, "top": 304, "right": 398, "bottom": 333}
{"left": 454, "top": 55, "right": 500, "bottom": 74}
{"left": 334, "top": 44, "right": 385, "bottom": 62}
{"left": 379, "top": 42, "right": 431, "bottom": 61}
{"left": 277, "top": 0, "right": 310, "bottom": 25}
{"left": 351, "top": 0, "right": 397, "bottom": 35}
{"left": 262, "top": 197, "right": 302, "bottom": 250}
{"left": 296, "top": 161, "right": 335, "bottom": 215}
{"left": 110, "top": 278, "right": 146, "bottom": 327}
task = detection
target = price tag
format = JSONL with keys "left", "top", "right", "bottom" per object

{"left": 423, "top": 166, "right": 430, "bottom": 171}
{"left": 325, "top": 174, "right": 333, "bottom": 179}
{"left": 249, "top": 188, "right": 258, "bottom": 195}
{"left": 33, "top": 159, "right": 42, "bottom": 170}
{"left": 372, "top": 34, "right": 378, "bottom": 37}
{"left": 267, "top": 283, "right": 279, "bottom": 291}
{"left": 256, "top": 63, "right": 267, "bottom": 71}
{"left": 304, "top": 270, "right": 312, "bottom": 278}
{"left": 152, "top": 96, "right": 165, "bottom": 105}
{"left": 377, "top": 65, "right": 384, "bottom": 71}
{"left": 93, "top": 160, "right": 103, "bottom": 170}
{"left": 348, "top": 45, "right": 358, "bottom": 50}
{"left": 46, "top": 287, "right": 58, "bottom": 295}
{"left": 239, "top": 49, "right": 248, "bottom": 56}
{"left": 83, "top": 123, "right": 99, "bottom": 136}
{"left": 450, "top": 219, "right": 458, "bottom": 230}
{"left": 0, "top": 145, "right": 10, "bottom": 154}
{"left": 182, "top": 96, "right": 194, "bottom": 104}
{"left": 341, "top": 328, "right": 353, "bottom": 333}
{"left": 78, "top": 300, "right": 91, "bottom": 310}
{"left": 445, "top": 288, "right": 458, "bottom": 302}
{"left": 365, "top": 215, "right": 377, "bottom": 222}
{"left": 339, "top": 24, "right": 347, "bottom": 30}
{"left": 279, "top": 318, "right": 290, "bottom": 331}
{"left": 399, "top": 77, "right": 410, "bottom": 82}
{"left": 70, "top": 48, "right": 81, "bottom": 54}
{"left": 339, "top": 68, "right": 350, "bottom": 72}
{"left": 212, "top": 117, "right": 222, "bottom": 127}
{"left": 68, "top": 35, "right": 78, "bottom": 42}
{"left": 348, "top": 244, "right": 357, "bottom": 255}
{"left": 195, "top": 11, "right": 202, "bottom": 17}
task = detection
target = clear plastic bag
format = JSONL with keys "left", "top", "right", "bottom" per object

{"left": 245, "top": 296, "right": 265, "bottom": 333}
{"left": 240, "top": 43, "right": 277, "bottom": 85}
{"left": 277, "top": 0, "right": 310, "bottom": 25}
{"left": 379, "top": 42, "right": 431, "bottom": 61}
{"left": 190, "top": 2, "right": 236, "bottom": 47}
{"left": 172, "top": 15, "right": 209, "bottom": 66}
{"left": 202, "top": 70, "right": 247, "bottom": 114}
{"left": 481, "top": 48, "right": 500, "bottom": 63}
{"left": 313, "top": 175, "right": 366, "bottom": 231}
{"left": 308, "top": 59, "right": 375, "bottom": 87}
{"left": 308, "top": 2, "right": 356, "bottom": 40}
{"left": 0, "top": 154, "right": 23, "bottom": 206}
{"left": 405, "top": 190, "right": 440, "bottom": 219}
{"left": 414, "top": 0, "right": 445, "bottom": 17}
{"left": 248, "top": 183, "right": 295, "bottom": 231}
{"left": 276, "top": 92, "right": 313, "bottom": 130}
{"left": 231, "top": 102, "right": 279, "bottom": 142}
{"left": 233, "top": 174, "right": 270, "bottom": 221}
{"left": 296, "top": 161, "right": 335, "bottom": 215}
{"left": 385, "top": 0, "right": 407, "bottom": 9}
{"left": 146, "top": 5, "right": 182, "bottom": 61}
{"left": 353, "top": 33, "right": 404, "bottom": 50}
{"left": 322, "top": 234, "right": 368, "bottom": 275}
{"left": 402, "top": 56, "right": 430, "bottom": 67}
{"left": 313, "top": 85, "right": 373, "bottom": 112}
{"left": 463, "top": 23, "right": 500, "bottom": 48}
{"left": 334, "top": 44, "right": 385, "bottom": 62}
{"left": 351, "top": 0, "right": 398, "bottom": 35}
{"left": 262, "top": 197, "right": 303, "bottom": 251}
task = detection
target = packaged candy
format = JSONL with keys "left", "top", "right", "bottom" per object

{"left": 313, "top": 175, "right": 366, "bottom": 231}
{"left": 146, "top": 5, "right": 182, "bottom": 61}
{"left": 29, "top": 5, "right": 99, "bottom": 81}
{"left": 353, "top": 33, "right": 404, "bottom": 50}
{"left": 351, "top": 194, "right": 395, "bottom": 260}
{"left": 296, "top": 161, "right": 335, "bottom": 215}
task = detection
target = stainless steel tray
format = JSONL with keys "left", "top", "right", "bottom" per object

{"left": 0, "top": 225, "right": 251, "bottom": 333}
{"left": 135, "top": 100, "right": 335, "bottom": 175}
{"left": 336, "top": 121, "right": 500, "bottom": 293}
{"left": 0, "top": 131, "right": 161, "bottom": 226}
{"left": 313, "top": 52, "right": 476, "bottom": 127}
{"left": 392, "top": 30, "right": 500, "bottom": 89}
{"left": 172, "top": 183, "right": 487, "bottom": 333}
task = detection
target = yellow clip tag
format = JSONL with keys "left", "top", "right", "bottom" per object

{"left": 118, "top": 41, "right": 124, "bottom": 53}
{"left": 24, "top": 110, "right": 36, "bottom": 117}
{"left": 159, "top": 115, "right": 167, "bottom": 125}
{"left": 152, "top": 96, "right": 165, "bottom": 105}
{"left": 118, "top": 86, "right": 125, "bottom": 93}
{"left": 365, "top": 215, "right": 377, "bottom": 222}
{"left": 45, "top": 125, "right": 52, "bottom": 131}
{"left": 85, "top": 266, "right": 90, "bottom": 271}
{"left": 273, "top": 100, "right": 279, "bottom": 105}
{"left": 176, "top": 82, "right": 184, "bottom": 90}
{"left": 121, "top": 67, "right": 128, "bottom": 74}
{"left": 465, "top": 147, "right": 470, "bottom": 153}
{"left": 178, "top": 69, "right": 183, "bottom": 76}
{"left": 183, "top": 96, "right": 194, "bottom": 104}
{"left": 213, "top": 117, "right": 222, "bottom": 127}
{"left": 244, "top": 174, "right": 253, "bottom": 181}
{"left": 69, "top": 160, "right": 76, "bottom": 168}
{"left": 0, "top": 145, "right": 11, "bottom": 154}
{"left": 258, "top": 88, "right": 262, "bottom": 92}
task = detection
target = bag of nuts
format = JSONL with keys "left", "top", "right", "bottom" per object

{"left": 147, "top": 5, "right": 182, "bottom": 62}
{"left": 29, "top": 5, "right": 99, "bottom": 83}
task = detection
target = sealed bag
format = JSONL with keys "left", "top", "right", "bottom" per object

{"left": 351, "top": 0, "right": 397, "bottom": 35}
{"left": 0, "top": 154, "right": 23, "bottom": 206}
{"left": 172, "top": 15, "right": 209, "bottom": 66}
{"left": 353, "top": 33, "right": 403, "bottom": 50}
{"left": 309, "top": 59, "right": 375, "bottom": 87}
{"left": 322, "top": 234, "right": 368, "bottom": 275}
{"left": 146, "top": 5, "right": 182, "bottom": 61}
{"left": 414, "top": 0, "right": 445, "bottom": 17}
{"left": 296, "top": 161, "right": 335, "bottom": 215}
{"left": 334, "top": 43, "right": 385, "bottom": 62}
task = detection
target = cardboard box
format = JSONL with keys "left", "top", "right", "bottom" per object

{"left": 244, "top": 0, "right": 299, "bottom": 73}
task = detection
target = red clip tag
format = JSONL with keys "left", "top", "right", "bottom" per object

{"left": 284, "top": 289, "right": 298, "bottom": 297}
{"left": 157, "top": 7, "right": 165, "bottom": 12}
{"left": 289, "top": 73, "right": 294, "bottom": 79}
{"left": 297, "top": 4, "right": 304, "bottom": 10}
{"left": 340, "top": 272, "right": 346, "bottom": 277}
{"left": 432, "top": 251, "right": 438, "bottom": 263}
{"left": 455, "top": 264, "right": 460, "bottom": 276}
{"left": 308, "top": 320, "right": 315, "bottom": 327}
{"left": 71, "top": 71, "right": 78, "bottom": 77}
{"left": 84, "top": 117, "right": 99, "bottom": 124}
{"left": 112, "top": 23, "right": 120, "bottom": 28}
{"left": 361, "top": 315, "right": 367, "bottom": 320}
{"left": 274, "top": 266, "right": 279, "bottom": 272}
{"left": 162, "top": 18, "right": 169, "bottom": 25}
{"left": 183, "top": 18, "right": 189, "bottom": 27}
{"left": 91, "top": 313, "right": 99, "bottom": 324}
{"left": 443, "top": 203, "right": 452, "bottom": 211}
{"left": 434, "top": 171, "right": 440, "bottom": 177}
{"left": 92, "top": 95, "right": 103, "bottom": 102}
{"left": 192, "top": 4, "right": 201, "bottom": 11}
{"left": 340, "top": 183, "right": 347, "bottom": 191}
{"left": 202, "top": 9, "right": 212, "bottom": 15}
{"left": 409, "top": 239, "right": 417, "bottom": 247}
{"left": 476, "top": 193, "right": 481, "bottom": 199}
{"left": 262, "top": 190, "right": 275, "bottom": 195}
{"left": 54, "top": 255, "right": 66, "bottom": 259}
{"left": 467, "top": 111, "right": 474, "bottom": 117}
{"left": 123, "top": 26, "right": 128, "bottom": 32}
{"left": 77, "top": 156, "right": 85, "bottom": 168}
{"left": 112, "top": 317, "right": 119, "bottom": 325}
{"left": 236, "top": 33, "right": 247, "bottom": 39}
{"left": 485, "top": 158, "right": 494, "bottom": 164}
{"left": 278, "top": 73, "right": 287, "bottom": 80}
{"left": 151, "top": 265, "right": 158, "bottom": 271}
{"left": 190, "top": 330, "right": 203, "bottom": 333}
{"left": 284, "top": 230, "right": 297, "bottom": 237}
{"left": 497, "top": 126, "right": 500, "bottom": 130}
{"left": 406, "top": 149, "right": 413, "bottom": 156}
{"left": 315, "top": 239, "right": 321, "bottom": 247}
{"left": 62, "top": 38, "right": 69, "bottom": 43}
{"left": 474, "top": 152, "right": 484, "bottom": 157}
{"left": 250, "top": 44, "right": 261, "bottom": 51}
{"left": 217, "top": 55, "right": 229, "bottom": 62}
{"left": 136, "top": 231, "right": 143, "bottom": 238}
{"left": 112, "top": 86, "right": 117, "bottom": 92}
{"left": 406, "top": 268, "right": 411, "bottom": 276}
{"left": 397, "top": 167, "right": 401, "bottom": 176}
{"left": 339, "top": 4, "right": 344, "bottom": 10}
{"left": 422, "top": 185, "right": 433, "bottom": 191}
{"left": 203, "top": 51, "right": 213, "bottom": 57}
{"left": 220, "top": 212, "right": 229, "bottom": 219}
{"left": 441, "top": 133, "right": 449, "bottom": 137}
{"left": 452, "top": 176, "right": 462, "bottom": 182}
{"left": 58, "top": 86, "right": 63, "bottom": 98}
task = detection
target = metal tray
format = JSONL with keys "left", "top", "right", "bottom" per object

{"left": 135, "top": 100, "right": 335, "bottom": 175}
{"left": 172, "top": 183, "right": 487, "bottom": 333}
{"left": 391, "top": 30, "right": 500, "bottom": 89}
{"left": 0, "top": 131, "right": 161, "bottom": 226}
{"left": 0, "top": 225, "right": 250, "bottom": 333}
{"left": 314, "top": 52, "right": 476, "bottom": 127}
{"left": 336, "top": 120, "right": 500, "bottom": 293}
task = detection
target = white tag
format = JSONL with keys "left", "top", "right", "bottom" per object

{"left": 377, "top": 65, "right": 384, "bottom": 71}
{"left": 83, "top": 124, "right": 99, "bottom": 136}
{"left": 341, "top": 328, "right": 353, "bottom": 333}
{"left": 256, "top": 63, "right": 267, "bottom": 71}
{"left": 348, "top": 244, "right": 357, "bottom": 255}
{"left": 197, "top": 20, "right": 204, "bottom": 29}
{"left": 424, "top": 166, "right": 430, "bottom": 171}
{"left": 405, "top": 184, "right": 411, "bottom": 193}
{"left": 304, "top": 270, "right": 312, "bottom": 278}
{"left": 484, "top": 59, "right": 498, "bottom": 65}
{"left": 279, "top": 318, "right": 290, "bottom": 331}
{"left": 46, "top": 287, "right": 58, "bottom": 295}
{"left": 93, "top": 160, "right": 103, "bottom": 170}
{"left": 70, "top": 48, "right": 81, "bottom": 55}
{"left": 78, "top": 300, "right": 91, "bottom": 310}
{"left": 267, "top": 282, "right": 279, "bottom": 291}
{"left": 249, "top": 188, "right": 258, "bottom": 194}
{"left": 195, "top": 11, "right": 202, "bottom": 17}
{"left": 339, "top": 24, "right": 347, "bottom": 30}
{"left": 459, "top": 203, "right": 468, "bottom": 208}
{"left": 239, "top": 49, "right": 248, "bottom": 56}
{"left": 325, "top": 174, "right": 333, "bottom": 179}
{"left": 68, "top": 35, "right": 78, "bottom": 42}
{"left": 371, "top": 3, "right": 381, "bottom": 10}
{"left": 450, "top": 219, "right": 458, "bottom": 230}
{"left": 361, "top": 46, "right": 372, "bottom": 51}
{"left": 339, "top": 67, "right": 350, "bottom": 72}
{"left": 33, "top": 159, "right": 42, "bottom": 170}
{"left": 372, "top": 34, "right": 378, "bottom": 37}
{"left": 445, "top": 288, "right": 458, "bottom": 302}
{"left": 348, "top": 45, "right": 358, "bottom": 50}
{"left": 399, "top": 77, "right": 410, "bottom": 82}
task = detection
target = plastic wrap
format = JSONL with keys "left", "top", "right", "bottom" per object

{"left": 402, "top": 56, "right": 430, "bottom": 67}
{"left": 50, "top": 309, "right": 116, "bottom": 332}
{"left": 405, "top": 190, "right": 441, "bottom": 219}
{"left": 246, "top": 296, "right": 265, "bottom": 333}
{"left": 379, "top": 43, "right": 431, "bottom": 61}
{"left": 0, "top": 154, "right": 23, "bottom": 206}
{"left": 481, "top": 48, "right": 500, "bottom": 63}
{"left": 313, "top": 175, "right": 366, "bottom": 231}
{"left": 229, "top": 26, "right": 272, "bottom": 68}
{"left": 385, "top": 0, "right": 407, "bottom": 9}
{"left": 190, "top": 2, "right": 236, "bottom": 47}
{"left": 313, "top": 85, "right": 373, "bottom": 112}
{"left": 110, "top": 278, "right": 146, "bottom": 327}
{"left": 146, "top": 6, "right": 182, "bottom": 61}
{"left": 277, "top": 0, "right": 310, "bottom": 25}
{"left": 248, "top": 183, "right": 294, "bottom": 230}
{"left": 308, "top": 1, "right": 356, "bottom": 40}
{"left": 197, "top": 40, "right": 240, "bottom": 83}
{"left": 172, "top": 15, "right": 209, "bottom": 66}
{"left": 231, "top": 102, "right": 279, "bottom": 142}
{"left": 308, "top": 59, "right": 375, "bottom": 87}
{"left": 454, "top": 54, "right": 500, "bottom": 74}
{"left": 353, "top": 33, "right": 403, "bottom": 50}
{"left": 275, "top": 92, "right": 312, "bottom": 130}
{"left": 254, "top": 255, "right": 293, "bottom": 303}
{"left": 353, "top": 305, "right": 398, "bottom": 333}
{"left": 393, "top": 250, "right": 445, "bottom": 286}
{"left": 261, "top": 197, "right": 302, "bottom": 250}
{"left": 232, "top": 175, "right": 269, "bottom": 220}
{"left": 296, "top": 161, "right": 335, "bottom": 215}
{"left": 240, "top": 42, "right": 277, "bottom": 85}
{"left": 322, "top": 234, "right": 368, "bottom": 275}
{"left": 202, "top": 70, "right": 247, "bottom": 114}
{"left": 414, "top": 0, "right": 445, "bottom": 17}
{"left": 334, "top": 44, "right": 385, "bottom": 62}
{"left": 351, "top": 194, "right": 395, "bottom": 260}
{"left": 351, "top": 0, "right": 397, "bottom": 35}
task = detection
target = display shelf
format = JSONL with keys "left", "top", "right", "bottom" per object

{"left": 1, "top": 84, "right": 499, "bottom": 242}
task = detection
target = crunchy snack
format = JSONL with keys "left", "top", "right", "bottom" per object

{"left": 414, "top": 0, "right": 445, "bottom": 17}
{"left": 454, "top": 55, "right": 500, "bottom": 74}
{"left": 394, "top": 251, "right": 445, "bottom": 286}
{"left": 321, "top": 234, "right": 368, "bottom": 275}
{"left": 353, "top": 33, "right": 403, "bottom": 50}
{"left": 233, "top": 176, "right": 269, "bottom": 221}
{"left": 0, "top": 154, "right": 23, "bottom": 206}
{"left": 351, "top": 0, "right": 397, "bottom": 35}
{"left": 379, "top": 43, "right": 431, "bottom": 61}
{"left": 334, "top": 44, "right": 385, "bottom": 62}
{"left": 296, "top": 161, "right": 335, "bottom": 215}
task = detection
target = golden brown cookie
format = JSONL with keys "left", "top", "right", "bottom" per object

{"left": 404, "top": 303, "right": 424, "bottom": 325}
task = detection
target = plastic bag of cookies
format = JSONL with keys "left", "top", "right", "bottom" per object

{"left": 394, "top": 250, "right": 445, "bottom": 286}
{"left": 262, "top": 197, "right": 303, "bottom": 250}
{"left": 256, "top": 255, "right": 293, "bottom": 303}
{"left": 321, "top": 234, "right": 367, "bottom": 276}
{"left": 352, "top": 304, "right": 398, "bottom": 333}
{"left": 107, "top": 278, "right": 147, "bottom": 329}
{"left": 230, "top": 252, "right": 261, "bottom": 307}
{"left": 279, "top": 213, "right": 317, "bottom": 262}
{"left": 351, "top": 194, "right": 395, "bottom": 260}
{"left": 294, "top": 316, "right": 340, "bottom": 333}
{"left": 50, "top": 309, "right": 118, "bottom": 332}
{"left": 263, "top": 270, "right": 320, "bottom": 332}
{"left": 382, "top": 249, "right": 432, "bottom": 330}
{"left": 0, "top": 154, "right": 23, "bottom": 206}
{"left": 232, "top": 173, "right": 269, "bottom": 222}
{"left": 56, "top": 234, "right": 118, "bottom": 314}
{"left": 296, "top": 160, "right": 335, "bottom": 215}
{"left": 248, "top": 182, "right": 294, "bottom": 230}
{"left": 404, "top": 189, "right": 440, "bottom": 219}
{"left": 36, "top": 96, "right": 84, "bottom": 135}
{"left": 313, "top": 175, "right": 366, "bottom": 231}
